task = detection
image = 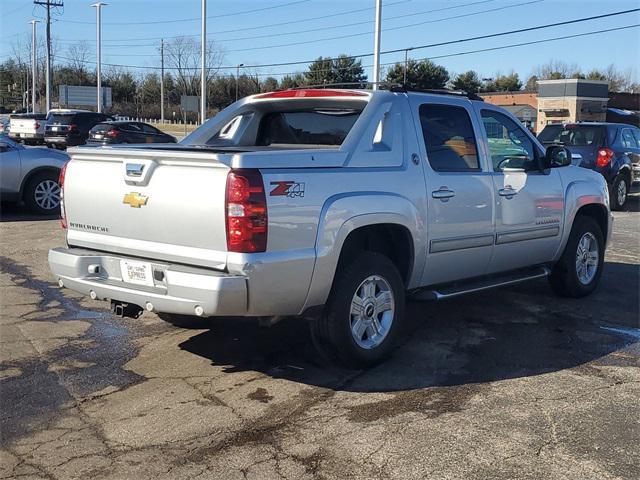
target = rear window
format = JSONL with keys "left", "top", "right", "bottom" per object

{"left": 256, "top": 109, "right": 360, "bottom": 146}
{"left": 538, "top": 125, "right": 606, "bottom": 146}
{"left": 48, "top": 114, "right": 77, "bottom": 124}
{"left": 90, "top": 123, "right": 113, "bottom": 132}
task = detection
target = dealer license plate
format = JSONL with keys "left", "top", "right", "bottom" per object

{"left": 120, "top": 260, "right": 154, "bottom": 287}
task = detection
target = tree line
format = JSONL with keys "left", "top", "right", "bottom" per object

{"left": 0, "top": 35, "right": 637, "bottom": 117}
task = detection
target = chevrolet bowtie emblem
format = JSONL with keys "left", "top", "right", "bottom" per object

{"left": 122, "top": 192, "right": 148, "bottom": 208}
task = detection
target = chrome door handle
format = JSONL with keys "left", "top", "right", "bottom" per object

{"left": 432, "top": 188, "right": 456, "bottom": 200}
{"left": 498, "top": 187, "right": 518, "bottom": 197}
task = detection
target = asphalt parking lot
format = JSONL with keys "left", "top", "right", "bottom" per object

{"left": 0, "top": 196, "right": 638, "bottom": 480}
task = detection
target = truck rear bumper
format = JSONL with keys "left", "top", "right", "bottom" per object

{"left": 48, "top": 247, "right": 247, "bottom": 317}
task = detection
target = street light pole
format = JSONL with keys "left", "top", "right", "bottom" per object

{"left": 200, "top": 0, "right": 207, "bottom": 124}
{"left": 372, "top": 0, "right": 382, "bottom": 90}
{"left": 160, "top": 38, "right": 164, "bottom": 123}
{"left": 29, "top": 20, "right": 39, "bottom": 113}
{"left": 235, "top": 63, "right": 244, "bottom": 102}
{"left": 91, "top": 3, "right": 107, "bottom": 113}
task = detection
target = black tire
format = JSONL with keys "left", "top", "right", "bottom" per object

{"left": 311, "top": 251, "right": 405, "bottom": 368}
{"left": 610, "top": 174, "right": 629, "bottom": 211}
{"left": 157, "top": 313, "right": 210, "bottom": 329}
{"left": 549, "top": 215, "right": 604, "bottom": 298}
{"left": 23, "top": 170, "right": 61, "bottom": 215}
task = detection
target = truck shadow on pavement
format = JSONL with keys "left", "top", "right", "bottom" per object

{"left": 0, "top": 202, "right": 58, "bottom": 222}
{"left": 179, "top": 260, "right": 639, "bottom": 393}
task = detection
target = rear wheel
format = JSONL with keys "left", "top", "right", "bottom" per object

{"left": 610, "top": 174, "right": 629, "bottom": 211}
{"left": 549, "top": 215, "right": 604, "bottom": 298}
{"left": 311, "top": 251, "right": 405, "bottom": 368}
{"left": 23, "top": 171, "right": 61, "bottom": 215}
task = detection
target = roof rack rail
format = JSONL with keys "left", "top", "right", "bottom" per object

{"left": 390, "top": 85, "right": 484, "bottom": 101}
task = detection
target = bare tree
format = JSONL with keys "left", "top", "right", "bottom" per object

{"left": 531, "top": 60, "right": 582, "bottom": 80}
{"left": 164, "top": 36, "right": 224, "bottom": 99}
{"left": 66, "top": 41, "right": 92, "bottom": 85}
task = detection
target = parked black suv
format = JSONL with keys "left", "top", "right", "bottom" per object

{"left": 44, "top": 110, "right": 114, "bottom": 149}
{"left": 538, "top": 122, "right": 640, "bottom": 210}
{"left": 87, "top": 121, "right": 177, "bottom": 145}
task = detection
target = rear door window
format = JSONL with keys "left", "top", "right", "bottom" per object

{"left": 418, "top": 104, "right": 480, "bottom": 172}
{"left": 621, "top": 129, "right": 637, "bottom": 149}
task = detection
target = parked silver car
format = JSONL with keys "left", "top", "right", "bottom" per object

{"left": 0, "top": 137, "right": 68, "bottom": 214}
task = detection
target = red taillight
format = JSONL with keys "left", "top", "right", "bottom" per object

{"left": 59, "top": 162, "right": 68, "bottom": 229}
{"left": 225, "top": 169, "right": 267, "bottom": 253}
{"left": 106, "top": 129, "right": 119, "bottom": 138}
{"left": 68, "top": 123, "right": 78, "bottom": 132}
{"left": 596, "top": 147, "right": 614, "bottom": 168}
{"left": 254, "top": 89, "right": 369, "bottom": 99}
{"left": 34, "top": 122, "right": 40, "bottom": 129}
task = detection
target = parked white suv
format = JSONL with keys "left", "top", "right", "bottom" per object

{"left": 49, "top": 88, "right": 612, "bottom": 366}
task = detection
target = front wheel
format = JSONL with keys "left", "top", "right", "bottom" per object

{"left": 311, "top": 251, "right": 405, "bottom": 368}
{"left": 549, "top": 216, "right": 604, "bottom": 298}
{"left": 610, "top": 174, "right": 629, "bottom": 211}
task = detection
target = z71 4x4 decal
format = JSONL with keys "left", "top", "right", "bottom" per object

{"left": 270, "top": 181, "right": 305, "bottom": 198}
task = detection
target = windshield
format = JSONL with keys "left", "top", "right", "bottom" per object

{"left": 538, "top": 125, "right": 606, "bottom": 147}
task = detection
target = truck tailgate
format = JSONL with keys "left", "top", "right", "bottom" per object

{"left": 64, "top": 147, "right": 232, "bottom": 269}
{"left": 10, "top": 119, "right": 37, "bottom": 135}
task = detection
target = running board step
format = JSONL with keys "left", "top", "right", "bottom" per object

{"left": 411, "top": 266, "right": 551, "bottom": 301}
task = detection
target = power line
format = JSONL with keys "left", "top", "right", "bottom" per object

{"left": 57, "top": 0, "right": 312, "bottom": 25}
{"left": 55, "top": 0, "right": 485, "bottom": 45}
{"left": 62, "top": 0, "right": 517, "bottom": 54}
{"left": 89, "top": 0, "right": 503, "bottom": 48}
{"left": 79, "top": 24, "right": 639, "bottom": 80}
{"left": 51, "top": 8, "right": 639, "bottom": 72}
{"left": 225, "top": 0, "right": 545, "bottom": 53}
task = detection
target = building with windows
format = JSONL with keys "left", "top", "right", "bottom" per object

{"left": 480, "top": 81, "right": 639, "bottom": 133}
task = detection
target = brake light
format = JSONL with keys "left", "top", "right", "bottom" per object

{"left": 34, "top": 122, "right": 40, "bottom": 129}
{"left": 106, "top": 129, "right": 119, "bottom": 138}
{"left": 254, "top": 89, "right": 369, "bottom": 99}
{"left": 68, "top": 124, "right": 78, "bottom": 132}
{"left": 225, "top": 169, "right": 267, "bottom": 253}
{"left": 596, "top": 147, "right": 614, "bottom": 168}
{"left": 59, "top": 162, "right": 68, "bottom": 229}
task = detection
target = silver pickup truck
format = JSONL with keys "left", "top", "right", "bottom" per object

{"left": 49, "top": 88, "right": 612, "bottom": 366}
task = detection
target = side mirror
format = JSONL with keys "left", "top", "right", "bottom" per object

{"left": 543, "top": 145, "right": 572, "bottom": 169}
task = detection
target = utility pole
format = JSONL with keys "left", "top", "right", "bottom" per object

{"left": 235, "top": 63, "right": 243, "bottom": 102}
{"left": 34, "top": 0, "right": 62, "bottom": 113}
{"left": 30, "top": 20, "right": 39, "bottom": 112}
{"left": 160, "top": 38, "right": 164, "bottom": 123}
{"left": 200, "top": 0, "right": 207, "bottom": 124}
{"left": 372, "top": 0, "right": 382, "bottom": 90}
{"left": 91, "top": 3, "right": 107, "bottom": 113}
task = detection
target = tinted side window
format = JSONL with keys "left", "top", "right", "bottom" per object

{"left": 481, "top": 110, "right": 536, "bottom": 172}
{"left": 632, "top": 129, "right": 640, "bottom": 148}
{"left": 419, "top": 104, "right": 480, "bottom": 172}
{"left": 621, "top": 129, "right": 637, "bottom": 149}
{"left": 141, "top": 124, "right": 159, "bottom": 134}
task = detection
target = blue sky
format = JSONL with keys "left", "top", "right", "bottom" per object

{"left": 1, "top": 0, "right": 639, "bottom": 81}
